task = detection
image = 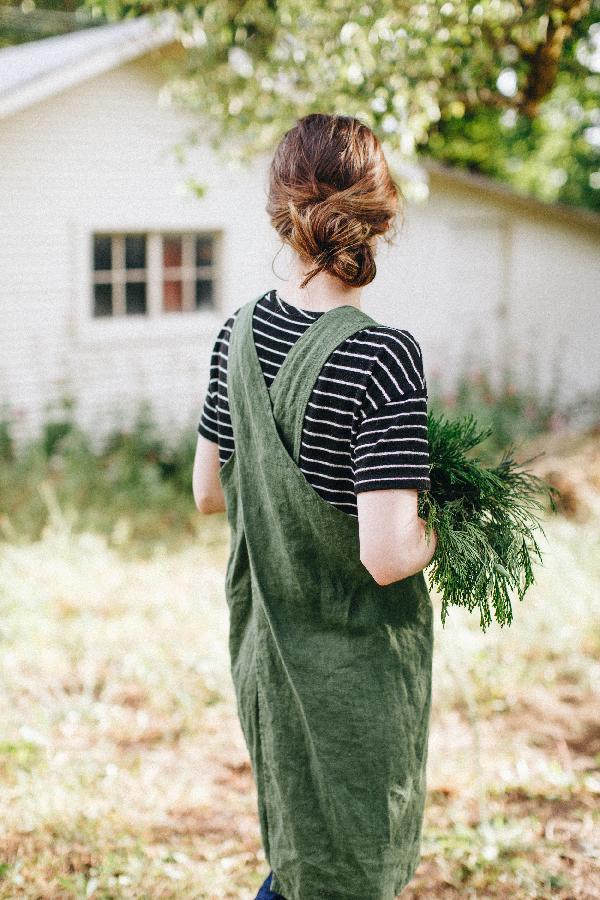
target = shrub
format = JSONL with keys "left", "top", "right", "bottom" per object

{"left": 427, "top": 366, "right": 598, "bottom": 459}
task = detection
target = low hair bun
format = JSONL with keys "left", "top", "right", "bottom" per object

{"left": 267, "top": 114, "right": 402, "bottom": 289}
{"left": 287, "top": 190, "right": 376, "bottom": 288}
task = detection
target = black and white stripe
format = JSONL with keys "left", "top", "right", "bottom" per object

{"left": 199, "top": 289, "right": 431, "bottom": 518}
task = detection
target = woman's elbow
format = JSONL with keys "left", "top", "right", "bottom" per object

{"left": 360, "top": 551, "right": 409, "bottom": 586}
{"left": 367, "top": 567, "right": 398, "bottom": 587}
{"left": 360, "top": 525, "right": 437, "bottom": 586}
{"left": 195, "top": 494, "right": 212, "bottom": 514}
{"left": 194, "top": 487, "right": 225, "bottom": 515}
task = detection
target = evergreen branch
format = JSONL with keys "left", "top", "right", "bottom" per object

{"left": 418, "top": 411, "right": 560, "bottom": 632}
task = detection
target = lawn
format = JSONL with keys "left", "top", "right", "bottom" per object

{"left": 0, "top": 431, "right": 598, "bottom": 899}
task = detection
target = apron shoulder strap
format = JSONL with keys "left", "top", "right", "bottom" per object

{"left": 269, "top": 303, "right": 379, "bottom": 465}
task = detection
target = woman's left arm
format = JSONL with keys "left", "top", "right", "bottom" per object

{"left": 193, "top": 434, "right": 226, "bottom": 514}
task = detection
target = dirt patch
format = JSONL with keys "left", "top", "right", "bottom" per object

{"left": 527, "top": 427, "right": 600, "bottom": 521}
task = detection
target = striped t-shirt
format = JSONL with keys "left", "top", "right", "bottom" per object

{"left": 198, "top": 288, "right": 431, "bottom": 518}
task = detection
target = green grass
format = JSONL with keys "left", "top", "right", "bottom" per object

{"left": 0, "top": 398, "right": 219, "bottom": 557}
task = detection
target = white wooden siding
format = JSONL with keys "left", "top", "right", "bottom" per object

{"left": 0, "top": 45, "right": 598, "bottom": 445}
{"left": 0, "top": 51, "right": 279, "bottom": 444}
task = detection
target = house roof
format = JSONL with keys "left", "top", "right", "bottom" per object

{"left": 0, "top": 10, "right": 178, "bottom": 120}
{"left": 1, "top": 12, "right": 598, "bottom": 233}
{"left": 421, "top": 157, "right": 600, "bottom": 235}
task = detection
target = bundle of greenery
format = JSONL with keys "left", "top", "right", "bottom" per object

{"left": 419, "top": 412, "right": 559, "bottom": 632}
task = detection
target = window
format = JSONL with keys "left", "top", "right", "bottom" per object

{"left": 162, "top": 233, "right": 215, "bottom": 313}
{"left": 92, "top": 232, "right": 218, "bottom": 318}
{"left": 92, "top": 234, "right": 147, "bottom": 317}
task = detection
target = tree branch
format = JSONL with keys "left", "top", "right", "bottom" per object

{"left": 519, "top": 0, "right": 592, "bottom": 117}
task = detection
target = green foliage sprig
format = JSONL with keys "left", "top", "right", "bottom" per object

{"left": 418, "top": 412, "right": 559, "bottom": 632}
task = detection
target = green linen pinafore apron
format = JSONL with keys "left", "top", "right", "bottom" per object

{"left": 218, "top": 294, "right": 434, "bottom": 900}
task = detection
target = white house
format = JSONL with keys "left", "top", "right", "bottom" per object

{"left": 1, "top": 12, "right": 599, "bottom": 444}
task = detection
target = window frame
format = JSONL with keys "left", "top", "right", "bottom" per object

{"left": 92, "top": 233, "right": 149, "bottom": 317}
{"left": 87, "top": 228, "right": 222, "bottom": 327}
{"left": 160, "top": 232, "right": 216, "bottom": 314}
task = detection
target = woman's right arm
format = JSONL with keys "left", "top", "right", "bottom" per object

{"left": 357, "top": 488, "right": 437, "bottom": 586}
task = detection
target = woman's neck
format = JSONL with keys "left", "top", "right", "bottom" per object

{"left": 276, "top": 253, "right": 364, "bottom": 313}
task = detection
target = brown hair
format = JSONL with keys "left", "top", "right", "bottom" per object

{"left": 266, "top": 113, "right": 403, "bottom": 290}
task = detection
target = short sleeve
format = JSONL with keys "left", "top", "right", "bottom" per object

{"left": 197, "top": 325, "right": 228, "bottom": 443}
{"left": 198, "top": 381, "right": 219, "bottom": 442}
{"left": 352, "top": 329, "right": 431, "bottom": 493}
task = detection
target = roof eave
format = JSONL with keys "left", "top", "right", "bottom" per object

{"left": 0, "top": 11, "right": 178, "bottom": 121}
{"left": 421, "top": 156, "right": 600, "bottom": 236}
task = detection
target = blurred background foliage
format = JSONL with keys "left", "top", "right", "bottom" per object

{"left": 0, "top": 397, "right": 202, "bottom": 556}
{"left": 1, "top": 370, "right": 597, "bottom": 556}
{"left": 0, "top": 0, "right": 96, "bottom": 44}
{"left": 1, "top": 0, "right": 598, "bottom": 213}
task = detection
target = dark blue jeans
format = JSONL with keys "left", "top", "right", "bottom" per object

{"left": 255, "top": 869, "right": 286, "bottom": 900}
